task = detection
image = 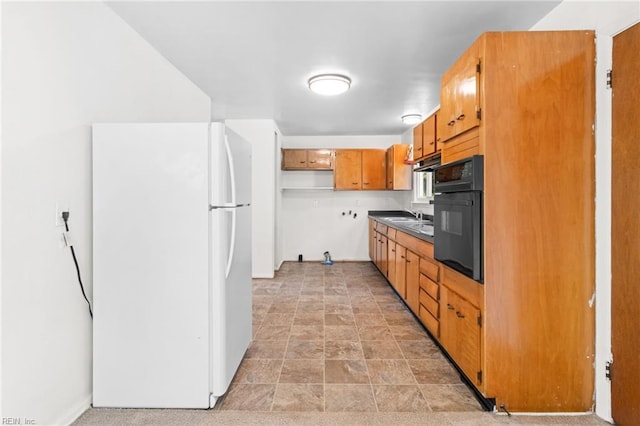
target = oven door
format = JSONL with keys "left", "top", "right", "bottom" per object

{"left": 434, "top": 191, "right": 482, "bottom": 282}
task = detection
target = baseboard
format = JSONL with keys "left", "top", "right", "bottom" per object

{"left": 56, "top": 393, "right": 92, "bottom": 426}
{"left": 252, "top": 273, "right": 275, "bottom": 279}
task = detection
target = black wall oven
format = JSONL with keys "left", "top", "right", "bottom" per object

{"left": 433, "top": 155, "right": 483, "bottom": 282}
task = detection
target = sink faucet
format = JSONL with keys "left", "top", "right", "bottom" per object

{"left": 405, "top": 209, "right": 423, "bottom": 220}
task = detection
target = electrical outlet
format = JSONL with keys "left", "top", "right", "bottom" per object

{"left": 55, "top": 202, "right": 69, "bottom": 227}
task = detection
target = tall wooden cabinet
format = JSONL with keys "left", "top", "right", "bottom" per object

{"left": 439, "top": 31, "right": 596, "bottom": 412}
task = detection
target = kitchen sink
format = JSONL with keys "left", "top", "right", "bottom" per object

{"left": 376, "top": 216, "right": 434, "bottom": 236}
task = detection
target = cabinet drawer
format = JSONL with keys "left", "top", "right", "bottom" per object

{"left": 387, "top": 228, "right": 397, "bottom": 240}
{"left": 419, "top": 288, "right": 439, "bottom": 318}
{"left": 419, "top": 257, "right": 439, "bottom": 282}
{"left": 376, "top": 224, "right": 388, "bottom": 235}
{"left": 420, "top": 274, "right": 439, "bottom": 301}
{"left": 419, "top": 304, "right": 439, "bottom": 338}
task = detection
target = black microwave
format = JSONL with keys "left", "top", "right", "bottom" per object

{"left": 433, "top": 156, "right": 483, "bottom": 282}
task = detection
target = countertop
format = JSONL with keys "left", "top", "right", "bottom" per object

{"left": 368, "top": 210, "right": 434, "bottom": 243}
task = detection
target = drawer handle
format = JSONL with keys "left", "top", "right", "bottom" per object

{"left": 456, "top": 114, "right": 465, "bottom": 121}
{"left": 391, "top": 249, "right": 396, "bottom": 252}
{"left": 300, "top": 161, "right": 306, "bottom": 163}
{"left": 363, "top": 182, "right": 369, "bottom": 185}
{"left": 447, "top": 303, "right": 455, "bottom": 310}
{"left": 456, "top": 311, "right": 465, "bottom": 318}
{"left": 406, "top": 259, "right": 411, "bottom": 263}
{"left": 400, "top": 255, "right": 405, "bottom": 259}
{"left": 447, "top": 120, "right": 455, "bottom": 126}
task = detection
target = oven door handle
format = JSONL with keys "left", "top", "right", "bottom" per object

{"left": 434, "top": 198, "right": 474, "bottom": 207}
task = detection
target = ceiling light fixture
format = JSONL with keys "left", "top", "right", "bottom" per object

{"left": 401, "top": 114, "right": 422, "bottom": 125}
{"left": 308, "top": 74, "right": 351, "bottom": 96}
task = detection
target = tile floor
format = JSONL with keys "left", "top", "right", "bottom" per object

{"left": 215, "top": 261, "right": 482, "bottom": 413}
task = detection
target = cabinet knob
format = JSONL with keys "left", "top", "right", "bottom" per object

{"left": 456, "top": 311, "right": 465, "bottom": 318}
{"left": 391, "top": 249, "right": 395, "bottom": 252}
{"left": 406, "top": 259, "right": 411, "bottom": 263}
{"left": 353, "top": 182, "right": 359, "bottom": 185}
{"left": 456, "top": 114, "right": 465, "bottom": 121}
{"left": 363, "top": 182, "right": 369, "bottom": 185}
{"left": 400, "top": 255, "right": 405, "bottom": 259}
{"left": 447, "top": 303, "right": 455, "bottom": 310}
{"left": 447, "top": 120, "right": 455, "bottom": 126}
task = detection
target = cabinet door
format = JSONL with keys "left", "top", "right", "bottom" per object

{"left": 413, "top": 121, "right": 424, "bottom": 160}
{"left": 375, "top": 232, "right": 383, "bottom": 270}
{"left": 453, "top": 47, "right": 481, "bottom": 137}
{"left": 394, "top": 245, "right": 407, "bottom": 298}
{"left": 334, "top": 149, "right": 362, "bottom": 190}
{"left": 282, "top": 149, "right": 307, "bottom": 169}
{"left": 440, "top": 287, "right": 482, "bottom": 387}
{"left": 307, "top": 149, "right": 333, "bottom": 170}
{"left": 405, "top": 250, "right": 420, "bottom": 313}
{"left": 380, "top": 235, "right": 388, "bottom": 277}
{"left": 369, "top": 220, "right": 376, "bottom": 261}
{"left": 387, "top": 240, "right": 397, "bottom": 285}
{"left": 440, "top": 286, "right": 457, "bottom": 354}
{"left": 422, "top": 114, "right": 437, "bottom": 157}
{"left": 361, "top": 149, "right": 386, "bottom": 190}
{"left": 439, "top": 79, "right": 456, "bottom": 143}
{"left": 456, "top": 295, "right": 482, "bottom": 386}
{"left": 386, "top": 147, "right": 394, "bottom": 189}
{"left": 439, "top": 39, "right": 481, "bottom": 143}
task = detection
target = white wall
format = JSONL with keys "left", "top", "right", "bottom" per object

{"left": 281, "top": 135, "right": 407, "bottom": 262}
{"left": 225, "top": 120, "right": 281, "bottom": 278}
{"left": 530, "top": 1, "right": 640, "bottom": 422}
{"left": 1, "top": 2, "right": 210, "bottom": 425}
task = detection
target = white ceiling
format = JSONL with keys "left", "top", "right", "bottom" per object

{"left": 107, "top": 1, "right": 561, "bottom": 136}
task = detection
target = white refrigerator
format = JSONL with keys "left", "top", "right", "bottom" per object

{"left": 92, "top": 122, "right": 252, "bottom": 408}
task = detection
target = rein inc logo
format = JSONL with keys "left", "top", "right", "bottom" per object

{"left": 2, "top": 419, "right": 36, "bottom": 425}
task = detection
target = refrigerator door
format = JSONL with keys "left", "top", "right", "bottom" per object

{"left": 93, "top": 123, "right": 211, "bottom": 408}
{"left": 209, "top": 205, "right": 252, "bottom": 397}
{"left": 209, "top": 123, "right": 253, "bottom": 398}
{"left": 209, "top": 123, "right": 252, "bottom": 207}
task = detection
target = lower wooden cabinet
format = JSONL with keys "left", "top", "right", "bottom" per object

{"left": 404, "top": 250, "right": 420, "bottom": 313}
{"left": 369, "top": 217, "right": 482, "bottom": 393}
{"left": 441, "top": 286, "right": 482, "bottom": 387}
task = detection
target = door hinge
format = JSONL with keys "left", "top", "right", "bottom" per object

{"left": 606, "top": 69, "right": 612, "bottom": 89}
{"left": 605, "top": 361, "right": 613, "bottom": 381}
{"left": 477, "top": 314, "right": 482, "bottom": 327}
{"left": 477, "top": 370, "right": 483, "bottom": 383}
{"left": 476, "top": 61, "right": 481, "bottom": 73}
{"left": 476, "top": 109, "right": 482, "bottom": 120}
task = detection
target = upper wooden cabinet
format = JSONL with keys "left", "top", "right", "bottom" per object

{"left": 439, "top": 39, "right": 482, "bottom": 145}
{"left": 412, "top": 122, "right": 424, "bottom": 159}
{"left": 386, "top": 144, "right": 412, "bottom": 190}
{"left": 413, "top": 113, "right": 439, "bottom": 162}
{"left": 281, "top": 149, "right": 333, "bottom": 170}
{"left": 334, "top": 149, "right": 386, "bottom": 190}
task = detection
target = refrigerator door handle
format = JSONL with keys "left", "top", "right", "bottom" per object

{"left": 209, "top": 203, "right": 250, "bottom": 210}
{"left": 226, "top": 209, "right": 236, "bottom": 278}
{"left": 224, "top": 134, "right": 237, "bottom": 205}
